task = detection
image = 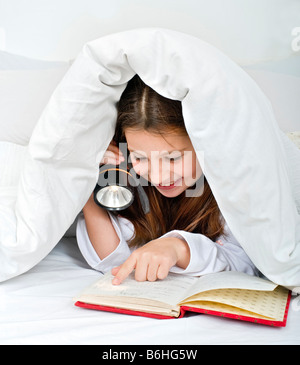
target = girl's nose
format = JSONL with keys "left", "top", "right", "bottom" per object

{"left": 149, "top": 159, "right": 174, "bottom": 186}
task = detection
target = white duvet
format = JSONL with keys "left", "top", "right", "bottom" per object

{"left": 0, "top": 28, "right": 299, "bottom": 288}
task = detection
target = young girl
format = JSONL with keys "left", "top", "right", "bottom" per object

{"left": 76, "top": 75, "right": 258, "bottom": 284}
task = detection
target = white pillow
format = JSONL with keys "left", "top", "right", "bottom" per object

{"left": 0, "top": 51, "right": 69, "bottom": 145}
{"left": 0, "top": 142, "right": 28, "bottom": 187}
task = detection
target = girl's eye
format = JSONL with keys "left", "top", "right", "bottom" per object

{"left": 131, "top": 155, "right": 147, "bottom": 162}
{"left": 167, "top": 155, "right": 182, "bottom": 162}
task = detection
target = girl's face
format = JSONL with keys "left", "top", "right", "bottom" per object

{"left": 125, "top": 129, "right": 203, "bottom": 198}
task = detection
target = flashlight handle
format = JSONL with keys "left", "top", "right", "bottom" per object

{"left": 136, "top": 184, "right": 150, "bottom": 214}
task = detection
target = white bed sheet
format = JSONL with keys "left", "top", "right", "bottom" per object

{"left": 0, "top": 235, "right": 299, "bottom": 345}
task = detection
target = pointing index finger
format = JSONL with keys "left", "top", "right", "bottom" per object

{"left": 112, "top": 256, "right": 136, "bottom": 285}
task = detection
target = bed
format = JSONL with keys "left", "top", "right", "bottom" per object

{"left": 1, "top": 2, "right": 300, "bottom": 345}
{"left": 1, "top": 234, "right": 299, "bottom": 345}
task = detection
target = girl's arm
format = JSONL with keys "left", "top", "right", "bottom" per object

{"left": 79, "top": 138, "right": 125, "bottom": 262}
{"left": 81, "top": 195, "right": 120, "bottom": 260}
{"left": 164, "top": 227, "right": 259, "bottom": 277}
{"left": 76, "top": 206, "right": 133, "bottom": 272}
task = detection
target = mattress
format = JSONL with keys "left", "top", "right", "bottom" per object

{"left": 0, "top": 234, "right": 299, "bottom": 345}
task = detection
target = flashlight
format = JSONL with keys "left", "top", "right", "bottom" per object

{"left": 93, "top": 163, "right": 150, "bottom": 214}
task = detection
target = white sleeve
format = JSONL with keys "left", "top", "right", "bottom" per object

{"left": 76, "top": 212, "right": 134, "bottom": 273}
{"left": 162, "top": 225, "right": 259, "bottom": 277}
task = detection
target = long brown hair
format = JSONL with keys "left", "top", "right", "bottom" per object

{"left": 113, "top": 75, "right": 225, "bottom": 247}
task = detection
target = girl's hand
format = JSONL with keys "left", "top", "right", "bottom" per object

{"left": 101, "top": 139, "right": 124, "bottom": 165}
{"left": 111, "top": 237, "right": 190, "bottom": 285}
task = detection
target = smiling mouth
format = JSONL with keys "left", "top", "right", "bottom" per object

{"left": 157, "top": 184, "right": 175, "bottom": 189}
{"left": 159, "top": 182, "right": 174, "bottom": 187}
{"left": 156, "top": 178, "right": 182, "bottom": 190}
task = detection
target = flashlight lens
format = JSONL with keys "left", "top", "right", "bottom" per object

{"left": 95, "top": 185, "right": 133, "bottom": 209}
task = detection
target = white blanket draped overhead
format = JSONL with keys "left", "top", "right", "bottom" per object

{"left": 1, "top": 28, "right": 299, "bottom": 287}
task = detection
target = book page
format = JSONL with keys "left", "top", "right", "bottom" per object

{"left": 76, "top": 272, "right": 197, "bottom": 307}
{"left": 181, "top": 285, "right": 289, "bottom": 320}
{"left": 182, "top": 271, "right": 277, "bottom": 301}
{"left": 182, "top": 300, "right": 280, "bottom": 321}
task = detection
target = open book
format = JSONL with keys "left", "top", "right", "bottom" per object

{"left": 74, "top": 271, "right": 291, "bottom": 326}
